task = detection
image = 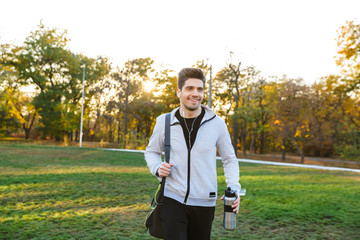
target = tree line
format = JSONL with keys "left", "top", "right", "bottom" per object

{"left": 1, "top": 21, "right": 359, "bottom": 161}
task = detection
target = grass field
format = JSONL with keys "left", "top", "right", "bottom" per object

{"left": 0, "top": 143, "right": 359, "bottom": 240}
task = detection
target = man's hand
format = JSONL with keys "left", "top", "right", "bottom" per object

{"left": 157, "top": 162, "right": 174, "bottom": 177}
{"left": 220, "top": 194, "right": 240, "bottom": 214}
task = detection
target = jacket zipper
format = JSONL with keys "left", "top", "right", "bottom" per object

{"left": 183, "top": 149, "right": 191, "bottom": 204}
{"left": 183, "top": 114, "right": 216, "bottom": 204}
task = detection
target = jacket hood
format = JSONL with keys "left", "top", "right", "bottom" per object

{"left": 169, "top": 104, "right": 216, "bottom": 125}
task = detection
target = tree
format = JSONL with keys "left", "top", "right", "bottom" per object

{"left": 331, "top": 77, "right": 360, "bottom": 160}
{"left": 333, "top": 20, "right": 360, "bottom": 160}
{"left": 111, "top": 58, "right": 154, "bottom": 147}
{"left": 215, "top": 55, "right": 262, "bottom": 158}
{"left": 306, "top": 76, "right": 342, "bottom": 157}
{"left": 0, "top": 23, "right": 111, "bottom": 143}
{"left": 86, "top": 77, "right": 112, "bottom": 142}
{"left": 0, "top": 93, "right": 20, "bottom": 137}
{"left": 275, "top": 77, "right": 312, "bottom": 163}
{"left": 0, "top": 51, "right": 24, "bottom": 137}
{"left": 152, "top": 68, "right": 178, "bottom": 113}
{"left": 131, "top": 92, "right": 162, "bottom": 141}
{"left": 336, "top": 20, "right": 360, "bottom": 92}
{"left": 3, "top": 88, "right": 37, "bottom": 139}
{"left": 248, "top": 77, "right": 272, "bottom": 156}
{"left": 215, "top": 63, "right": 242, "bottom": 156}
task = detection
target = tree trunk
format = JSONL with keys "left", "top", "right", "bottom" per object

{"left": 260, "top": 96, "right": 265, "bottom": 154}
{"left": 109, "top": 119, "right": 113, "bottom": 143}
{"left": 63, "top": 133, "right": 70, "bottom": 146}
{"left": 91, "top": 121, "right": 96, "bottom": 141}
{"left": 85, "top": 119, "right": 90, "bottom": 141}
{"left": 23, "top": 112, "right": 36, "bottom": 140}
{"left": 23, "top": 122, "right": 30, "bottom": 140}
{"left": 136, "top": 125, "right": 140, "bottom": 140}
{"left": 292, "top": 138, "right": 304, "bottom": 164}
{"left": 24, "top": 127, "right": 30, "bottom": 140}
{"left": 301, "top": 153, "right": 305, "bottom": 164}
{"left": 250, "top": 121, "right": 260, "bottom": 156}
{"left": 248, "top": 131, "right": 257, "bottom": 159}
{"left": 123, "top": 83, "right": 130, "bottom": 149}
{"left": 117, "top": 118, "right": 121, "bottom": 144}
{"left": 241, "top": 121, "right": 247, "bottom": 157}
{"left": 260, "top": 130, "right": 265, "bottom": 154}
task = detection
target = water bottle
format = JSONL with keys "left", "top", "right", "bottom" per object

{"left": 223, "top": 187, "right": 237, "bottom": 230}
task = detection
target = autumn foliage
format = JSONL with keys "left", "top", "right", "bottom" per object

{"left": 1, "top": 21, "right": 359, "bottom": 160}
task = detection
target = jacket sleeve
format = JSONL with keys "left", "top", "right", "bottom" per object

{"left": 216, "top": 118, "right": 241, "bottom": 192}
{"left": 144, "top": 114, "right": 165, "bottom": 179}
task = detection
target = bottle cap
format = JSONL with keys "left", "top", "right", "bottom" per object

{"left": 225, "top": 187, "right": 236, "bottom": 197}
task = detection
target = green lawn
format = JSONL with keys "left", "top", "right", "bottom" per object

{"left": 0, "top": 143, "right": 359, "bottom": 240}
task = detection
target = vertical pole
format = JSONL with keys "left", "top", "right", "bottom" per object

{"left": 80, "top": 64, "right": 86, "bottom": 148}
{"left": 208, "top": 65, "right": 213, "bottom": 108}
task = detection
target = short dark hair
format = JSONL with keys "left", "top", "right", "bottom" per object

{"left": 178, "top": 68, "right": 206, "bottom": 90}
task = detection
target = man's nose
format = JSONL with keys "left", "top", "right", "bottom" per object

{"left": 191, "top": 89, "right": 200, "bottom": 96}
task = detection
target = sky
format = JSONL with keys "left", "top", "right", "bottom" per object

{"left": 0, "top": 0, "right": 359, "bottom": 84}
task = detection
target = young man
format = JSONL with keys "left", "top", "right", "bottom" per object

{"left": 145, "top": 68, "right": 241, "bottom": 240}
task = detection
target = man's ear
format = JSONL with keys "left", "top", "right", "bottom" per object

{"left": 176, "top": 88, "right": 181, "bottom": 98}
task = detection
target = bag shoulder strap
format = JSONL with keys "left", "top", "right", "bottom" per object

{"left": 164, "top": 113, "right": 171, "bottom": 164}
{"left": 156, "top": 113, "right": 171, "bottom": 205}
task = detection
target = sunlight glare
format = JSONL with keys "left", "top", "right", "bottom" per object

{"left": 143, "top": 81, "right": 155, "bottom": 92}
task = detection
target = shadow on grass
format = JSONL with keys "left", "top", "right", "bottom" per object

{"left": 1, "top": 170, "right": 158, "bottom": 239}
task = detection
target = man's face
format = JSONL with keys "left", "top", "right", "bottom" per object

{"left": 177, "top": 78, "right": 204, "bottom": 111}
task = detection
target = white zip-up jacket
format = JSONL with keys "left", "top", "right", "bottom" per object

{"left": 145, "top": 105, "right": 241, "bottom": 207}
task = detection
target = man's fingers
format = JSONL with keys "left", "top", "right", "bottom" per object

{"left": 232, "top": 196, "right": 240, "bottom": 214}
{"left": 233, "top": 206, "right": 239, "bottom": 214}
{"left": 159, "top": 167, "right": 170, "bottom": 175}
{"left": 163, "top": 162, "right": 174, "bottom": 168}
{"left": 158, "top": 162, "right": 174, "bottom": 177}
{"left": 232, "top": 197, "right": 240, "bottom": 206}
{"left": 232, "top": 203, "right": 239, "bottom": 214}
